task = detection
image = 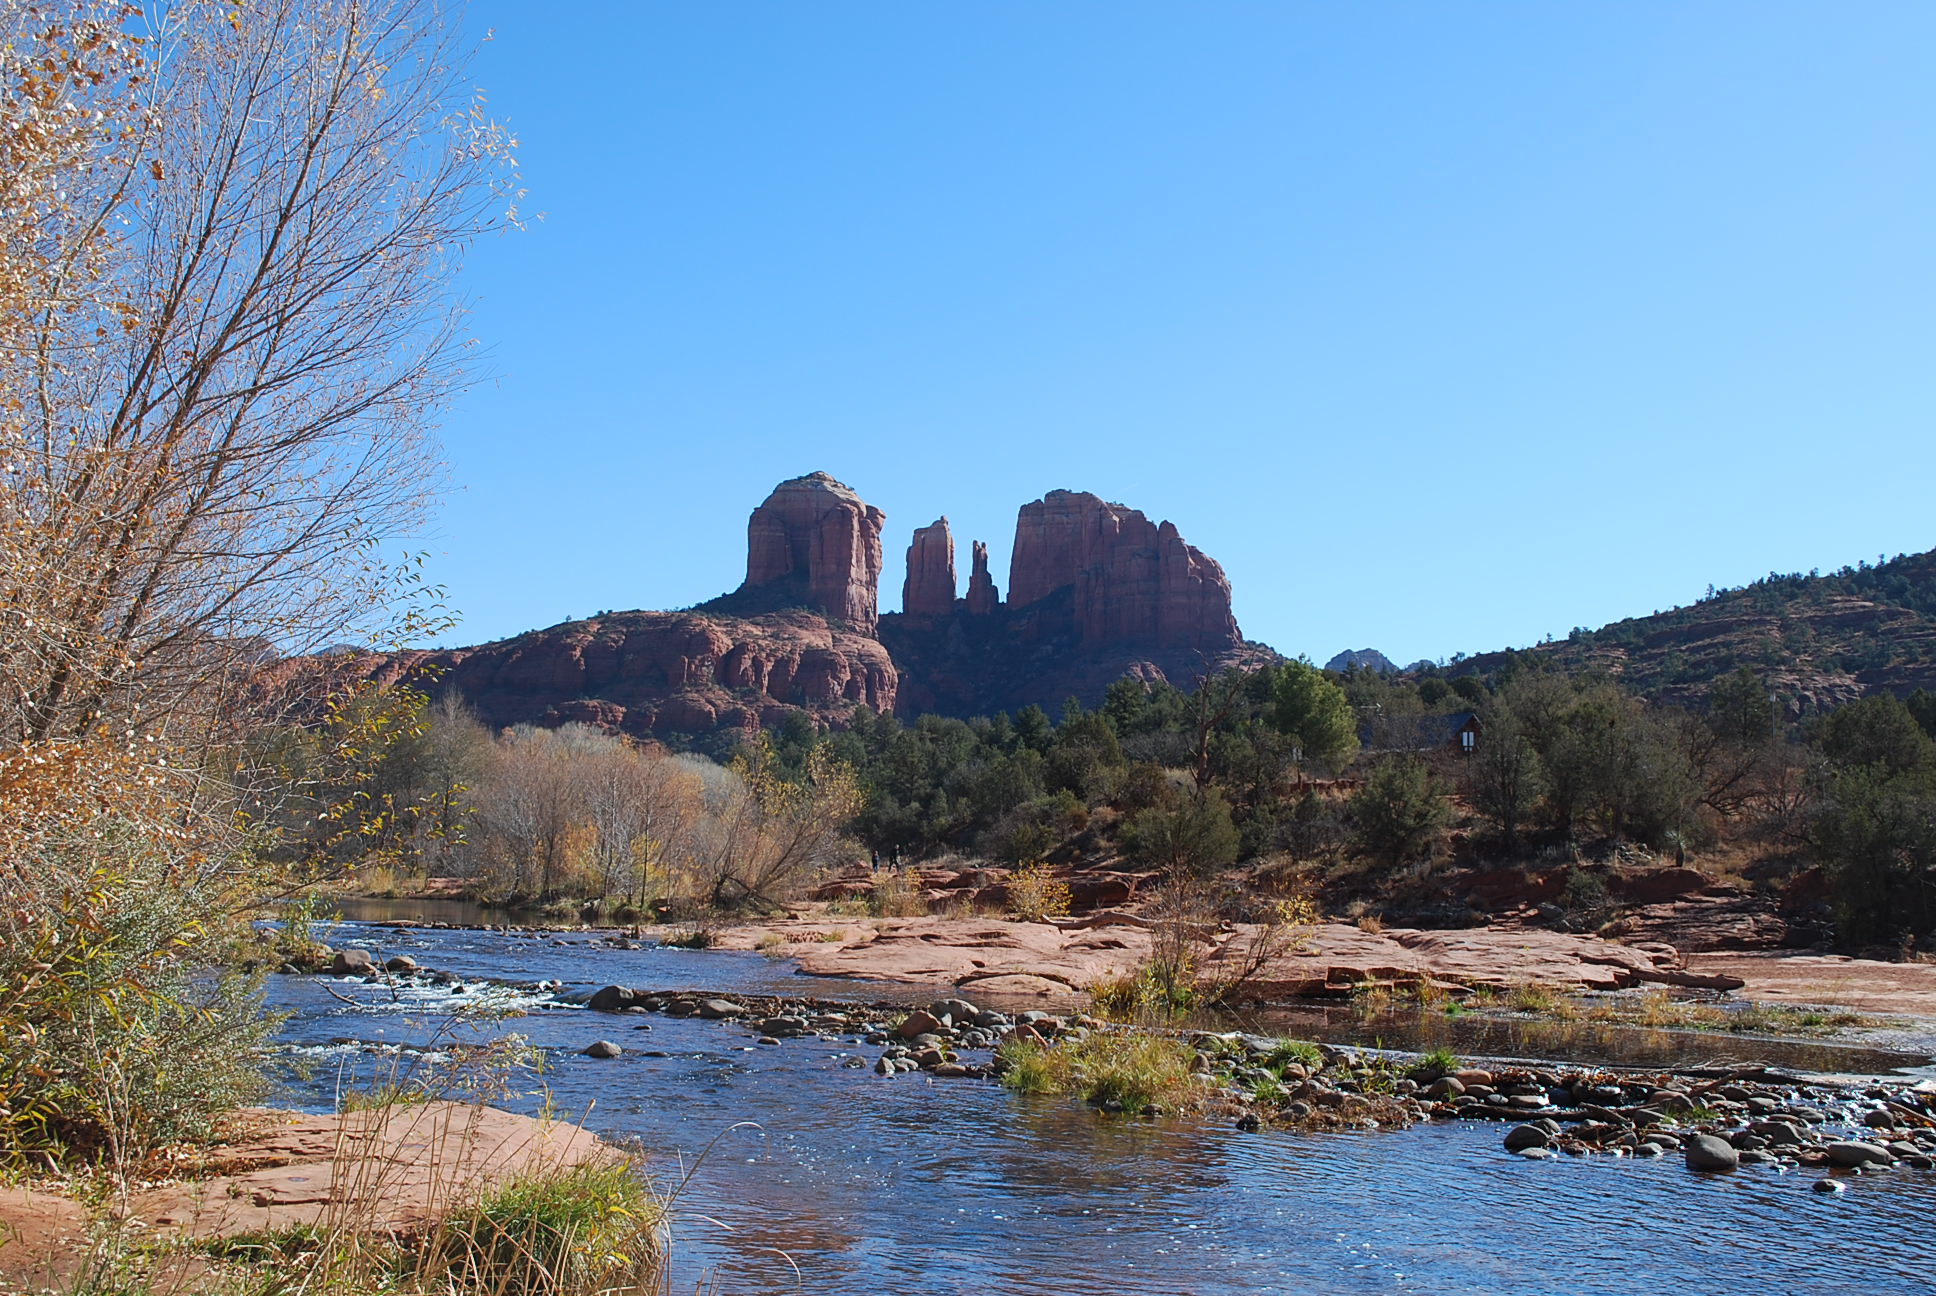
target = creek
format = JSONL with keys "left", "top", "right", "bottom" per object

{"left": 266, "top": 914, "right": 1936, "bottom": 1295}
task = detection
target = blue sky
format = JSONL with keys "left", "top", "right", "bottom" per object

{"left": 429, "top": 2, "right": 1936, "bottom": 666}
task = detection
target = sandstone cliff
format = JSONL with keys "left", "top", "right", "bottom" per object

{"left": 1006, "top": 489, "right": 1240, "bottom": 652}
{"left": 719, "top": 472, "right": 885, "bottom": 630}
{"left": 362, "top": 609, "right": 896, "bottom": 743}
{"left": 965, "top": 541, "right": 999, "bottom": 616}
{"left": 878, "top": 488, "right": 1263, "bottom": 716}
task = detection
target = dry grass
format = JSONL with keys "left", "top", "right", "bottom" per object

{"left": 1507, "top": 982, "right": 1564, "bottom": 1014}
{"left": 865, "top": 869, "right": 929, "bottom": 919}
{"left": 997, "top": 1030, "right": 1200, "bottom": 1116}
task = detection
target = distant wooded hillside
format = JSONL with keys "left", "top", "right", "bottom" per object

{"left": 1443, "top": 549, "right": 1936, "bottom": 714}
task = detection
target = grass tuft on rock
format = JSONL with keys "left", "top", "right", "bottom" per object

{"left": 998, "top": 1031, "right": 1199, "bottom": 1116}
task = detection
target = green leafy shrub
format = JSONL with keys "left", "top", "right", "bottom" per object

{"left": 1350, "top": 757, "right": 1451, "bottom": 868}
{"left": 1121, "top": 789, "right": 1241, "bottom": 875}
{"left": 0, "top": 788, "right": 275, "bottom": 1164}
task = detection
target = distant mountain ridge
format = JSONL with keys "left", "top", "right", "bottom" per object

{"left": 1325, "top": 648, "right": 1398, "bottom": 675}
{"left": 1446, "top": 549, "right": 1936, "bottom": 713}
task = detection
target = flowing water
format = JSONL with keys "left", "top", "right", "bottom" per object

{"left": 267, "top": 917, "right": 1936, "bottom": 1295}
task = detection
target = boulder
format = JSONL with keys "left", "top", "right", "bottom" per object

{"left": 1503, "top": 1125, "right": 1552, "bottom": 1153}
{"left": 587, "top": 986, "right": 638, "bottom": 1012}
{"left": 582, "top": 1040, "right": 622, "bottom": 1059}
{"left": 383, "top": 956, "right": 418, "bottom": 974}
{"left": 330, "top": 949, "right": 378, "bottom": 976}
{"left": 1825, "top": 1141, "right": 1895, "bottom": 1168}
{"left": 896, "top": 1009, "right": 945, "bottom": 1040}
{"left": 695, "top": 998, "right": 745, "bottom": 1020}
{"left": 1684, "top": 1134, "right": 1739, "bottom": 1172}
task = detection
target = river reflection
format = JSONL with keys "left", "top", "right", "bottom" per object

{"left": 266, "top": 919, "right": 1936, "bottom": 1294}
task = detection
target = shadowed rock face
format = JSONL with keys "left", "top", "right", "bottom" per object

{"left": 902, "top": 517, "right": 957, "bottom": 618}
{"left": 879, "top": 490, "right": 1262, "bottom": 717}
{"left": 741, "top": 472, "right": 886, "bottom": 631}
{"left": 1007, "top": 489, "right": 1240, "bottom": 652}
{"left": 965, "top": 541, "right": 999, "bottom": 616}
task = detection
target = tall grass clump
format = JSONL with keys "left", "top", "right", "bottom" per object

{"left": 426, "top": 1158, "right": 666, "bottom": 1295}
{"left": 997, "top": 1031, "right": 1198, "bottom": 1116}
{"left": 174, "top": 1147, "right": 668, "bottom": 1296}
{"left": 1406, "top": 1047, "right": 1461, "bottom": 1081}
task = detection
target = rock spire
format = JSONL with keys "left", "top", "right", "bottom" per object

{"left": 965, "top": 540, "right": 999, "bottom": 615}
{"left": 902, "top": 518, "right": 957, "bottom": 617}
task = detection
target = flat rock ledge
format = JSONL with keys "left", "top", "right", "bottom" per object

{"left": 0, "top": 1102, "right": 609, "bottom": 1291}
{"left": 710, "top": 916, "right": 1722, "bottom": 999}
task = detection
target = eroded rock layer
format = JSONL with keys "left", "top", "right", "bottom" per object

{"left": 361, "top": 610, "right": 896, "bottom": 741}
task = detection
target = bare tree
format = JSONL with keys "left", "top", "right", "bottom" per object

{"left": 688, "top": 736, "right": 864, "bottom": 911}
{"left": 476, "top": 726, "right": 580, "bottom": 898}
{"left": 2, "top": 0, "right": 520, "bottom": 751}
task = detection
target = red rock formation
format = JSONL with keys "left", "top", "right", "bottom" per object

{"left": 347, "top": 475, "right": 1260, "bottom": 736}
{"left": 1006, "top": 489, "right": 1239, "bottom": 651}
{"left": 360, "top": 609, "right": 896, "bottom": 740}
{"left": 965, "top": 541, "right": 999, "bottom": 615}
{"left": 741, "top": 472, "right": 885, "bottom": 630}
{"left": 901, "top": 518, "right": 956, "bottom": 617}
